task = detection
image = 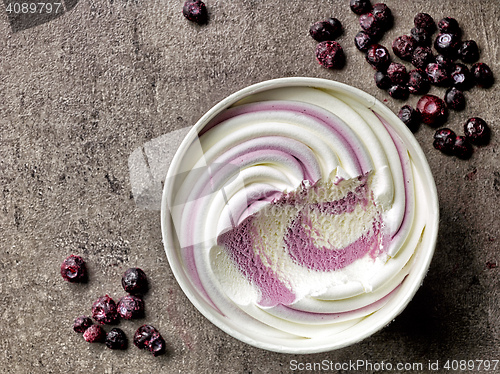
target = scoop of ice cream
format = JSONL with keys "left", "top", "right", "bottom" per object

{"left": 217, "top": 173, "right": 387, "bottom": 308}
{"left": 165, "top": 84, "right": 432, "bottom": 343}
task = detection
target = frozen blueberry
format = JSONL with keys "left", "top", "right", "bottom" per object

{"left": 350, "top": 0, "right": 372, "bottom": 15}
{"left": 444, "top": 87, "right": 466, "bottom": 111}
{"left": 471, "top": 63, "right": 494, "bottom": 88}
{"left": 433, "top": 128, "right": 456, "bottom": 155}
{"left": 315, "top": 41, "right": 345, "bottom": 69}
{"left": 182, "top": 0, "right": 208, "bottom": 25}
{"left": 366, "top": 44, "right": 390, "bottom": 71}
{"left": 411, "top": 45, "right": 434, "bottom": 69}
{"left": 354, "top": 31, "right": 373, "bottom": 52}
{"left": 134, "top": 325, "right": 166, "bottom": 356}
{"left": 372, "top": 3, "right": 392, "bottom": 30}
{"left": 374, "top": 71, "right": 392, "bottom": 90}
{"left": 60, "top": 255, "right": 87, "bottom": 283}
{"left": 458, "top": 40, "right": 479, "bottom": 63}
{"left": 398, "top": 105, "right": 421, "bottom": 133}
{"left": 426, "top": 62, "right": 451, "bottom": 87}
{"left": 407, "top": 69, "right": 430, "bottom": 95}
{"left": 453, "top": 136, "right": 473, "bottom": 159}
{"left": 388, "top": 85, "right": 409, "bottom": 100}
{"left": 451, "top": 63, "right": 475, "bottom": 90}
{"left": 411, "top": 27, "right": 432, "bottom": 46}
{"left": 118, "top": 295, "right": 145, "bottom": 320}
{"left": 310, "top": 21, "right": 330, "bottom": 42}
{"left": 105, "top": 328, "right": 128, "bottom": 350}
{"left": 83, "top": 324, "right": 105, "bottom": 343}
{"left": 360, "top": 13, "right": 382, "bottom": 37}
{"left": 122, "top": 268, "right": 148, "bottom": 295}
{"left": 73, "top": 316, "right": 93, "bottom": 333}
{"left": 434, "top": 33, "right": 460, "bottom": 58}
{"left": 92, "top": 295, "right": 119, "bottom": 325}
{"left": 392, "top": 35, "right": 417, "bottom": 61}
{"left": 134, "top": 325, "right": 157, "bottom": 350}
{"left": 386, "top": 62, "right": 408, "bottom": 85}
{"left": 414, "top": 13, "right": 436, "bottom": 34}
{"left": 417, "top": 95, "right": 448, "bottom": 126}
{"left": 438, "top": 17, "right": 461, "bottom": 35}
{"left": 310, "top": 18, "right": 343, "bottom": 42}
{"left": 464, "top": 117, "right": 490, "bottom": 145}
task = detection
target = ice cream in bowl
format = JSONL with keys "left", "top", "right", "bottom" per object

{"left": 161, "top": 77, "right": 439, "bottom": 353}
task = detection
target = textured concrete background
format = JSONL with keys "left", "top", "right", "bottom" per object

{"left": 0, "top": 0, "right": 499, "bottom": 373}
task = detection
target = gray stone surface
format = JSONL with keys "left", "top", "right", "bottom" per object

{"left": 0, "top": 0, "right": 499, "bottom": 373}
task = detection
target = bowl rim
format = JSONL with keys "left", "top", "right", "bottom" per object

{"left": 160, "top": 77, "right": 439, "bottom": 354}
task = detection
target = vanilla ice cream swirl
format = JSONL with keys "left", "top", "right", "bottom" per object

{"left": 166, "top": 85, "right": 431, "bottom": 343}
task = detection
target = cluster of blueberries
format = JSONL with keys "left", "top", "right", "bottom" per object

{"left": 61, "top": 255, "right": 165, "bottom": 356}
{"left": 309, "top": 1, "right": 493, "bottom": 159}
{"left": 350, "top": 0, "right": 493, "bottom": 159}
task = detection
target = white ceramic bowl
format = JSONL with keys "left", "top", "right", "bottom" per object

{"left": 161, "top": 77, "right": 439, "bottom": 353}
